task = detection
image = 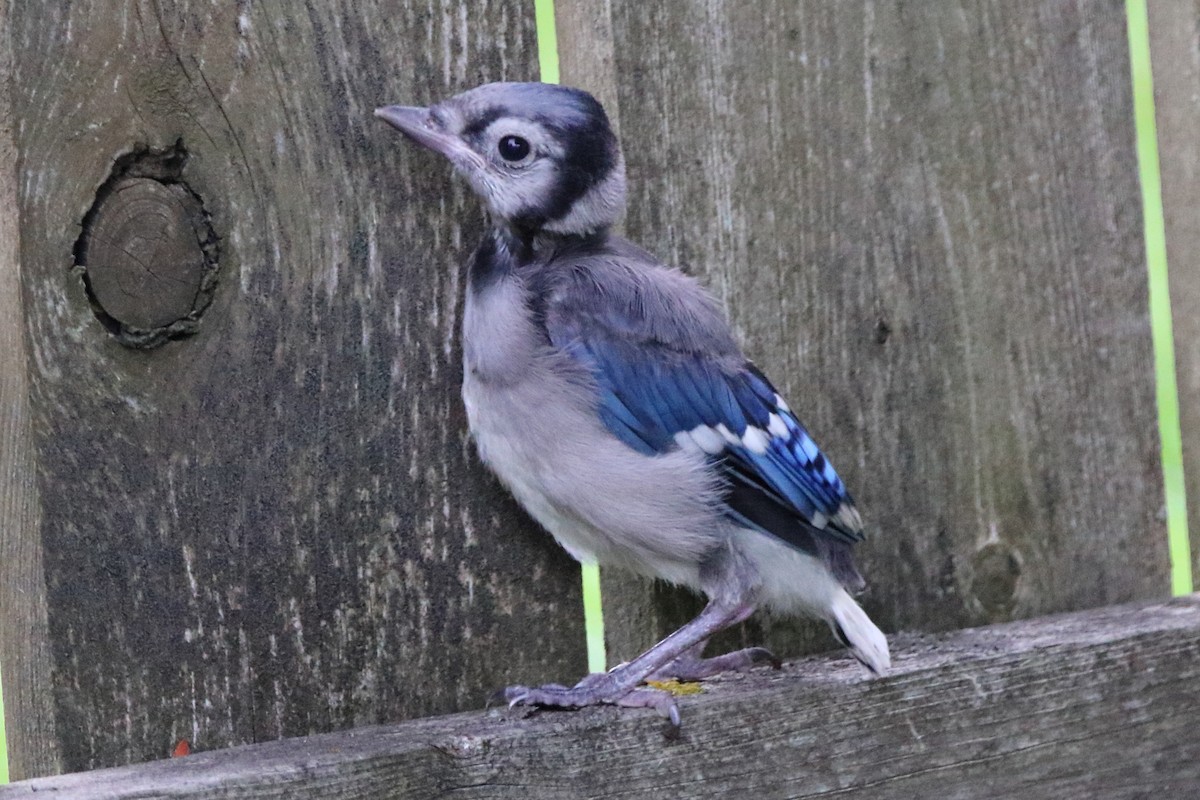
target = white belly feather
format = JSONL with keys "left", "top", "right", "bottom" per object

{"left": 462, "top": 363, "right": 719, "bottom": 589}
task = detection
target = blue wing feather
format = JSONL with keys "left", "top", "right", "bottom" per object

{"left": 552, "top": 326, "right": 863, "bottom": 546}
{"left": 539, "top": 242, "right": 863, "bottom": 550}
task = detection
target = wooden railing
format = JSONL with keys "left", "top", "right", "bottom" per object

{"left": 5, "top": 597, "right": 1199, "bottom": 798}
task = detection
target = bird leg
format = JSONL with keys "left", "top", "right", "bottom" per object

{"left": 499, "top": 592, "right": 757, "bottom": 724}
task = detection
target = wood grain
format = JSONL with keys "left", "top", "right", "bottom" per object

{"left": 8, "top": 0, "right": 586, "bottom": 772}
{"left": 5, "top": 596, "right": 1199, "bottom": 799}
{"left": 0, "top": 0, "right": 61, "bottom": 779}
{"left": 1148, "top": 0, "right": 1200, "bottom": 582}
{"left": 600, "top": 0, "right": 1169, "bottom": 659}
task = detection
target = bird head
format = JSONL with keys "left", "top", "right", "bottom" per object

{"left": 375, "top": 82, "right": 626, "bottom": 238}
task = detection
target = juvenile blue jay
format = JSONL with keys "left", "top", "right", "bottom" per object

{"left": 376, "top": 82, "right": 889, "bottom": 723}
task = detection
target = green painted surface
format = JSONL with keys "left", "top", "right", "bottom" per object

{"left": 581, "top": 564, "right": 607, "bottom": 673}
{"left": 534, "top": 0, "right": 559, "bottom": 85}
{"left": 1, "top": 664, "right": 9, "bottom": 784}
{"left": 1128, "top": 0, "right": 1194, "bottom": 596}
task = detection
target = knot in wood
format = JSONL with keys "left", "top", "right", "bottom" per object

{"left": 76, "top": 143, "right": 218, "bottom": 348}
{"left": 970, "top": 542, "right": 1023, "bottom": 620}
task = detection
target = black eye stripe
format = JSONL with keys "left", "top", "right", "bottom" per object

{"left": 498, "top": 135, "right": 531, "bottom": 162}
{"left": 461, "top": 108, "right": 506, "bottom": 140}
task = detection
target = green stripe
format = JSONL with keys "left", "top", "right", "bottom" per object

{"left": 535, "top": 0, "right": 607, "bottom": 672}
{"left": 1, "top": 662, "right": 9, "bottom": 784}
{"left": 580, "top": 563, "right": 606, "bottom": 673}
{"left": 534, "top": 0, "right": 559, "bottom": 86}
{"left": 1127, "top": 0, "right": 1194, "bottom": 595}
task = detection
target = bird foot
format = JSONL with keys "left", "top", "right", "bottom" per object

{"left": 493, "top": 671, "right": 681, "bottom": 727}
{"left": 647, "top": 646, "right": 781, "bottom": 681}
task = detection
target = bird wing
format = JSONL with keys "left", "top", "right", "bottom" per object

{"left": 543, "top": 258, "right": 864, "bottom": 551}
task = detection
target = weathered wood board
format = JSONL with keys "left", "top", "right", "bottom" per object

{"left": 0, "top": 0, "right": 61, "bottom": 779}
{"left": 1149, "top": 0, "right": 1200, "bottom": 582}
{"left": 7, "top": 0, "right": 587, "bottom": 773}
{"left": 586, "top": 0, "right": 1170, "bottom": 662}
{"left": 5, "top": 596, "right": 1199, "bottom": 800}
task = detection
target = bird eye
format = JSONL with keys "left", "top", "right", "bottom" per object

{"left": 497, "top": 135, "right": 531, "bottom": 162}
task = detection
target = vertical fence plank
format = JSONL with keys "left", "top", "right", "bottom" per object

{"left": 0, "top": 0, "right": 60, "bottom": 779}
{"left": 9, "top": 0, "right": 584, "bottom": 772}
{"left": 599, "top": 0, "right": 1169, "bottom": 658}
{"left": 1148, "top": 0, "right": 1200, "bottom": 584}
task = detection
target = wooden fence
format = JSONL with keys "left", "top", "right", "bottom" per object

{"left": 1, "top": 0, "right": 1197, "bottom": 793}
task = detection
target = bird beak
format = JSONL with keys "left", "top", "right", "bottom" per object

{"left": 375, "top": 105, "right": 472, "bottom": 164}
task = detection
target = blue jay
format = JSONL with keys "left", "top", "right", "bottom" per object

{"left": 376, "top": 82, "right": 889, "bottom": 724}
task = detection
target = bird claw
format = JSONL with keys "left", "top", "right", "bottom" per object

{"left": 615, "top": 687, "right": 681, "bottom": 727}
{"left": 488, "top": 644, "right": 777, "bottom": 726}
{"left": 490, "top": 673, "right": 681, "bottom": 727}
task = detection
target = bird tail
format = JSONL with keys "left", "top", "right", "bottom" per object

{"left": 828, "top": 590, "right": 891, "bottom": 674}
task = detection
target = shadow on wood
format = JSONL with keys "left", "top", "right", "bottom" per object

{"left": 5, "top": 596, "right": 1198, "bottom": 799}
